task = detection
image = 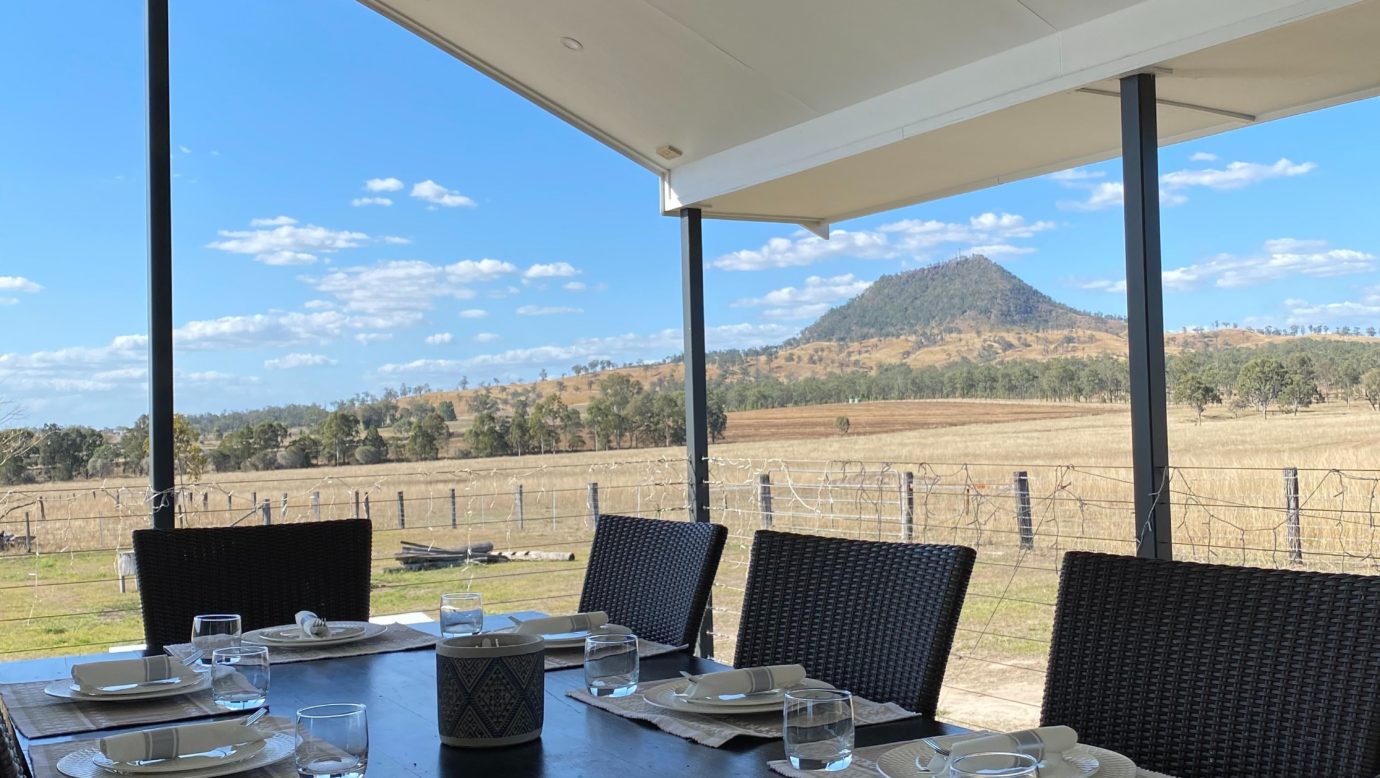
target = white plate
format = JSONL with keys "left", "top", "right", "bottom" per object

{"left": 875, "top": 738, "right": 1136, "bottom": 778}
{"left": 91, "top": 738, "right": 267, "bottom": 775}
{"left": 492, "top": 623, "right": 633, "bottom": 648}
{"left": 641, "top": 677, "right": 834, "bottom": 715}
{"left": 44, "top": 673, "right": 210, "bottom": 702}
{"left": 242, "top": 621, "right": 383, "bottom": 648}
{"left": 57, "top": 732, "right": 291, "bottom": 778}
{"left": 72, "top": 673, "right": 202, "bottom": 698}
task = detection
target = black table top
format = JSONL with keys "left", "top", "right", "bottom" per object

{"left": 3, "top": 615, "right": 962, "bottom": 777}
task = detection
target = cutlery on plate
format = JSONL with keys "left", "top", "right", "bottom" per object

{"left": 178, "top": 649, "right": 204, "bottom": 666}
{"left": 241, "top": 708, "right": 268, "bottom": 727}
{"left": 922, "top": 737, "right": 950, "bottom": 757}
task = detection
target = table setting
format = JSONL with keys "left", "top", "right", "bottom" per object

{"left": 445, "top": 601, "right": 685, "bottom": 670}
{"left": 164, "top": 610, "right": 435, "bottom": 666}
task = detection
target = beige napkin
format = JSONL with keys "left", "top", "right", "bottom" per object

{"left": 295, "top": 610, "right": 329, "bottom": 638}
{"left": 100, "top": 720, "right": 266, "bottom": 763}
{"left": 681, "top": 664, "right": 806, "bottom": 700}
{"left": 930, "top": 726, "right": 1081, "bottom": 776}
{"left": 71, "top": 656, "right": 195, "bottom": 689}
{"left": 510, "top": 611, "right": 608, "bottom": 636}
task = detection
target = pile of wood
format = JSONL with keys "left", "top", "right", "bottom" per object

{"left": 392, "top": 541, "right": 575, "bottom": 571}
{"left": 0, "top": 531, "right": 34, "bottom": 552}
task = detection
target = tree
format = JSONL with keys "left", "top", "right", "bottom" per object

{"left": 707, "top": 391, "right": 729, "bottom": 443}
{"left": 835, "top": 416, "right": 850, "bottom": 435}
{"left": 408, "top": 413, "right": 450, "bottom": 461}
{"left": 437, "top": 400, "right": 457, "bottom": 422}
{"left": 1236, "top": 357, "right": 1288, "bottom": 417}
{"left": 354, "top": 427, "right": 388, "bottom": 465}
{"left": 316, "top": 411, "right": 361, "bottom": 465}
{"left": 1171, "top": 373, "right": 1222, "bottom": 425}
{"left": 465, "top": 401, "right": 509, "bottom": 458}
{"left": 173, "top": 414, "right": 208, "bottom": 481}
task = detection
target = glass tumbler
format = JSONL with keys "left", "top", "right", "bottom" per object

{"left": 947, "top": 752, "right": 1040, "bottom": 777}
{"left": 190, "top": 614, "right": 241, "bottom": 667}
{"left": 295, "top": 703, "right": 369, "bottom": 778}
{"left": 439, "top": 592, "right": 484, "bottom": 638}
{"left": 784, "top": 688, "right": 854, "bottom": 772}
{"left": 211, "top": 645, "right": 269, "bottom": 710}
{"left": 584, "top": 633, "right": 639, "bottom": 697}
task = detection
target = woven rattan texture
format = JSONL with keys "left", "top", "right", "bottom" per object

{"left": 133, "top": 519, "right": 373, "bottom": 652}
{"left": 733, "top": 530, "right": 975, "bottom": 715}
{"left": 1042, "top": 551, "right": 1380, "bottom": 778}
{"left": 0, "top": 698, "right": 29, "bottom": 778}
{"left": 578, "top": 514, "right": 727, "bottom": 649}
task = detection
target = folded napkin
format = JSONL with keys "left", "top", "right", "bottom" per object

{"left": 929, "top": 726, "right": 1080, "bottom": 777}
{"left": 295, "top": 610, "right": 329, "bottom": 638}
{"left": 681, "top": 664, "right": 806, "bottom": 700}
{"left": 100, "top": 719, "right": 266, "bottom": 763}
{"left": 71, "top": 656, "right": 195, "bottom": 689}
{"left": 510, "top": 611, "right": 608, "bottom": 636}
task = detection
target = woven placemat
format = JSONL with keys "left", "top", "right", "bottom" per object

{"left": 567, "top": 681, "right": 916, "bottom": 748}
{"left": 166, "top": 623, "right": 436, "bottom": 665}
{"left": 0, "top": 679, "right": 234, "bottom": 739}
{"left": 27, "top": 715, "right": 296, "bottom": 778}
{"left": 543, "top": 639, "right": 684, "bottom": 671}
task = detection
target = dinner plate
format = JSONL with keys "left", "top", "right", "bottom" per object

{"left": 56, "top": 732, "right": 293, "bottom": 778}
{"left": 875, "top": 738, "right": 1136, "bottom": 778}
{"left": 641, "top": 677, "right": 834, "bottom": 715}
{"left": 242, "top": 621, "right": 383, "bottom": 648}
{"left": 44, "top": 673, "right": 210, "bottom": 702}
{"left": 493, "top": 623, "right": 633, "bottom": 648}
{"left": 72, "top": 672, "right": 202, "bottom": 697}
{"left": 91, "top": 738, "right": 267, "bottom": 774}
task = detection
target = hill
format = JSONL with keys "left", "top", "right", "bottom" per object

{"left": 796, "top": 255, "right": 1123, "bottom": 343}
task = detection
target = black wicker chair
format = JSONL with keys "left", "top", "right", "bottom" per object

{"left": 734, "top": 530, "right": 975, "bottom": 714}
{"left": 133, "top": 519, "right": 373, "bottom": 652}
{"left": 0, "top": 698, "right": 30, "bottom": 778}
{"left": 1043, "top": 551, "right": 1380, "bottom": 778}
{"left": 578, "top": 514, "right": 727, "bottom": 649}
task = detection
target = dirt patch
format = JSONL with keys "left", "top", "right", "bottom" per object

{"left": 720, "top": 400, "right": 1117, "bottom": 444}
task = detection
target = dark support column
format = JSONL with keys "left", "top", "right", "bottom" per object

{"left": 1121, "top": 73, "right": 1172, "bottom": 560}
{"left": 681, "top": 207, "right": 713, "bottom": 656}
{"left": 147, "top": 0, "right": 176, "bottom": 530}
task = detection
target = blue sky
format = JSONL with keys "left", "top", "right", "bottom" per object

{"left": 3, "top": 2, "right": 1378, "bottom": 427}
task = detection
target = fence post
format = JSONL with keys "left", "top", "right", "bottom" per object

{"left": 1013, "top": 471, "right": 1034, "bottom": 550}
{"left": 260, "top": 499, "right": 271, "bottom": 525}
{"left": 450, "top": 488, "right": 458, "bottom": 529}
{"left": 37, "top": 497, "right": 44, "bottom": 522}
{"left": 757, "top": 473, "right": 774, "bottom": 529}
{"left": 227, "top": 494, "right": 232, "bottom": 514}
{"left": 1284, "top": 466, "right": 1303, "bottom": 563}
{"left": 397, "top": 491, "right": 406, "bottom": 529}
{"left": 24, "top": 512, "right": 32, "bottom": 553}
{"left": 901, "top": 471, "right": 915, "bottom": 542}
{"left": 587, "top": 482, "right": 599, "bottom": 527}
{"left": 515, "top": 485, "right": 525, "bottom": 530}
{"left": 281, "top": 493, "right": 289, "bottom": 520}
{"left": 353, "top": 491, "right": 361, "bottom": 519}
{"left": 202, "top": 492, "right": 208, "bottom": 512}
{"left": 363, "top": 494, "right": 371, "bottom": 522}
{"left": 251, "top": 492, "right": 257, "bottom": 513}
{"left": 311, "top": 491, "right": 321, "bottom": 520}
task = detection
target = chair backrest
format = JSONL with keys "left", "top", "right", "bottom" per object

{"left": 0, "top": 698, "right": 30, "bottom": 778}
{"left": 578, "top": 514, "right": 727, "bottom": 649}
{"left": 734, "top": 530, "right": 975, "bottom": 714}
{"left": 1043, "top": 551, "right": 1380, "bottom": 778}
{"left": 133, "top": 519, "right": 373, "bottom": 652}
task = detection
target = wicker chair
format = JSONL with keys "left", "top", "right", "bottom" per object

{"left": 734, "top": 530, "right": 975, "bottom": 714}
{"left": 0, "top": 698, "right": 30, "bottom": 778}
{"left": 1043, "top": 551, "right": 1380, "bottom": 778}
{"left": 578, "top": 514, "right": 727, "bottom": 649}
{"left": 133, "top": 519, "right": 373, "bottom": 652}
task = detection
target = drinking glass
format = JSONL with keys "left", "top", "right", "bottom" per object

{"left": 947, "top": 753, "right": 1039, "bottom": 777}
{"left": 295, "top": 703, "right": 369, "bottom": 778}
{"left": 583, "top": 633, "right": 639, "bottom": 697}
{"left": 439, "top": 592, "right": 484, "bottom": 638}
{"left": 191, "top": 614, "right": 241, "bottom": 667}
{"left": 211, "top": 645, "right": 269, "bottom": 710}
{"left": 784, "top": 689, "right": 854, "bottom": 772}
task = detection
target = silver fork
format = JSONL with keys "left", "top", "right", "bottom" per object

{"left": 241, "top": 708, "right": 268, "bottom": 727}
{"left": 177, "top": 649, "right": 204, "bottom": 666}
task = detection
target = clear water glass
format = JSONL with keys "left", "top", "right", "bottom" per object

{"left": 584, "top": 633, "right": 639, "bottom": 697}
{"left": 784, "top": 688, "right": 854, "bottom": 772}
{"left": 296, "top": 703, "right": 368, "bottom": 778}
{"left": 211, "top": 645, "right": 269, "bottom": 710}
{"left": 191, "top": 614, "right": 241, "bottom": 667}
{"left": 947, "top": 752, "right": 1039, "bottom": 777}
{"left": 439, "top": 592, "right": 484, "bottom": 638}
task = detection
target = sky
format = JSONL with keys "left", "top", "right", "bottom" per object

{"left": 2, "top": 2, "right": 1379, "bottom": 428}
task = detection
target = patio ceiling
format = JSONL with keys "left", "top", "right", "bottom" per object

{"left": 362, "top": 0, "right": 1380, "bottom": 233}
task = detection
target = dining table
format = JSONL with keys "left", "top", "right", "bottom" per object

{"left": 2, "top": 613, "right": 965, "bottom": 777}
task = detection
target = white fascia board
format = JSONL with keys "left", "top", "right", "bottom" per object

{"left": 663, "top": 0, "right": 1362, "bottom": 216}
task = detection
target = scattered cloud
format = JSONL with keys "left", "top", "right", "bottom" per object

{"left": 365, "top": 177, "right": 404, "bottom": 192}
{"left": 1075, "top": 278, "right": 1127, "bottom": 294}
{"left": 1049, "top": 168, "right": 1105, "bottom": 182}
{"left": 563, "top": 281, "right": 587, "bottom": 292}
{"left": 303, "top": 299, "right": 335, "bottom": 310}
{"left": 1059, "top": 181, "right": 1125, "bottom": 212}
{"left": 424, "top": 332, "right": 454, "bottom": 345}
{"left": 473, "top": 332, "right": 500, "bottom": 343}
{"left": 264, "top": 352, "right": 337, "bottom": 370}
{"left": 523, "top": 262, "right": 581, "bottom": 279}
{"left": 1281, "top": 289, "right": 1380, "bottom": 325}
{"left": 208, "top": 217, "right": 369, "bottom": 265}
{"left": 516, "top": 305, "right": 583, "bottom": 316}
{"left": 459, "top": 308, "right": 490, "bottom": 319}
{"left": 250, "top": 216, "right": 297, "bottom": 227}
{"left": 0, "top": 334, "right": 148, "bottom": 393}
{"left": 733, "top": 273, "right": 873, "bottom": 320}
{"left": 355, "top": 332, "right": 392, "bottom": 345}
{"left": 175, "top": 311, "right": 355, "bottom": 350}
{"left": 379, "top": 236, "right": 410, "bottom": 245}
{"left": 1055, "top": 158, "right": 1316, "bottom": 211}
{"left": 1189, "top": 152, "right": 1218, "bottom": 162}
{"left": 0, "top": 276, "right": 43, "bottom": 295}
{"left": 1162, "top": 238, "right": 1375, "bottom": 291}
{"left": 351, "top": 197, "right": 393, "bottom": 207}
{"left": 411, "top": 179, "right": 476, "bottom": 208}
{"left": 305, "top": 259, "right": 517, "bottom": 319}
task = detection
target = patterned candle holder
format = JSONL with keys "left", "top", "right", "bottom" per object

{"left": 436, "top": 633, "right": 545, "bottom": 747}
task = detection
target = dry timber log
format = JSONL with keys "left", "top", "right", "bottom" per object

{"left": 497, "top": 550, "right": 576, "bottom": 562}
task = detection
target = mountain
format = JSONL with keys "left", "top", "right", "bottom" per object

{"left": 795, "top": 255, "right": 1123, "bottom": 343}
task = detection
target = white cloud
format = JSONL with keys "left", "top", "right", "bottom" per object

{"left": 1281, "top": 288, "right": 1380, "bottom": 325}
{"left": 379, "top": 236, "right": 410, "bottom": 245}
{"left": 523, "top": 262, "right": 581, "bottom": 279}
{"left": 1056, "top": 157, "right": 1316, "bottom": 211}
{"left": 303, "top": 299, "right": 335, "bottom": 310}
{"left": 411, "top": 179, "right": 476, "bottom": 208}
{"left": 365, "top": 177, "right": 404, "bottom": 192}
{"left": 1190, "top": 152, "right": 1218, "bottom": 162}
{"left": 355, "top": 333, "right": 392, "bottom": 345}
{"left": 425, "top": 332, "right": 454, "bottom": 345}
{"left": 0, "top": 334, "right": 148, "bottom": 394}
{"left": 516, "top": 305, "right": 583, "bottom": 316}
{"left": 459, "top": 308, "right": 490, "bottom": 319}
{"left": 473, "top": 332, "right": 500, "bottom": 343}
{"left": 250, "top": 216, "right": 297, "bottom": 227}
{"left": 259, "top": 250, "right": 318, "bottom": 266}
{"left": 1162, "top": 238, "right": 1376, "bottom": 291}
{"left": 351, "top": 197, "right": 393, "bottom": 207}
{"left": 714, "top": 211, "right": 1053, "bottom": 271}
{"left": 1075, "top": 278, "right": 1127, "bottom": 294}
{"left": 0, "top": 276, "right": 43, "bottom": 294}
{"left": 175, "top": 311, "right": 356, "bottom": 350}
{"left": 1049, "top": 168, "right": 1105, "bottom": 182}
{"left": 305, "top": 259, "right": 516, "bottom": 318}
{"left": 263, "top": 352, "right": 336, "bottom": 370}
{"left": 208, "top": 217, "right": 369, "bottom": 265}
{"left": 178, "top": 145, "right": 191, "bottom": 154}
{"left": 1060, "top": 181, "right": 1126, "bottom": 212}
{"left": 733, "top": 273, "right": 872, "bottom": 320}
{"left": 563, "top": 281, "right": 587, "bottom": 292}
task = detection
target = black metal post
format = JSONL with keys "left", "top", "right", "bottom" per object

{"left": 681, "top": 207, "right": 713, "bottom": 657}
{"left": 147, "top": 0, "right": 176, "bottom": 531}
{"left": 1121, "top": 73, "right": 1172, "bottom": 560}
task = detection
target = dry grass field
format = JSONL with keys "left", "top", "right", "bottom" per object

{"left": 5, "top": 396, "right": 1380, "bottom": 731}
